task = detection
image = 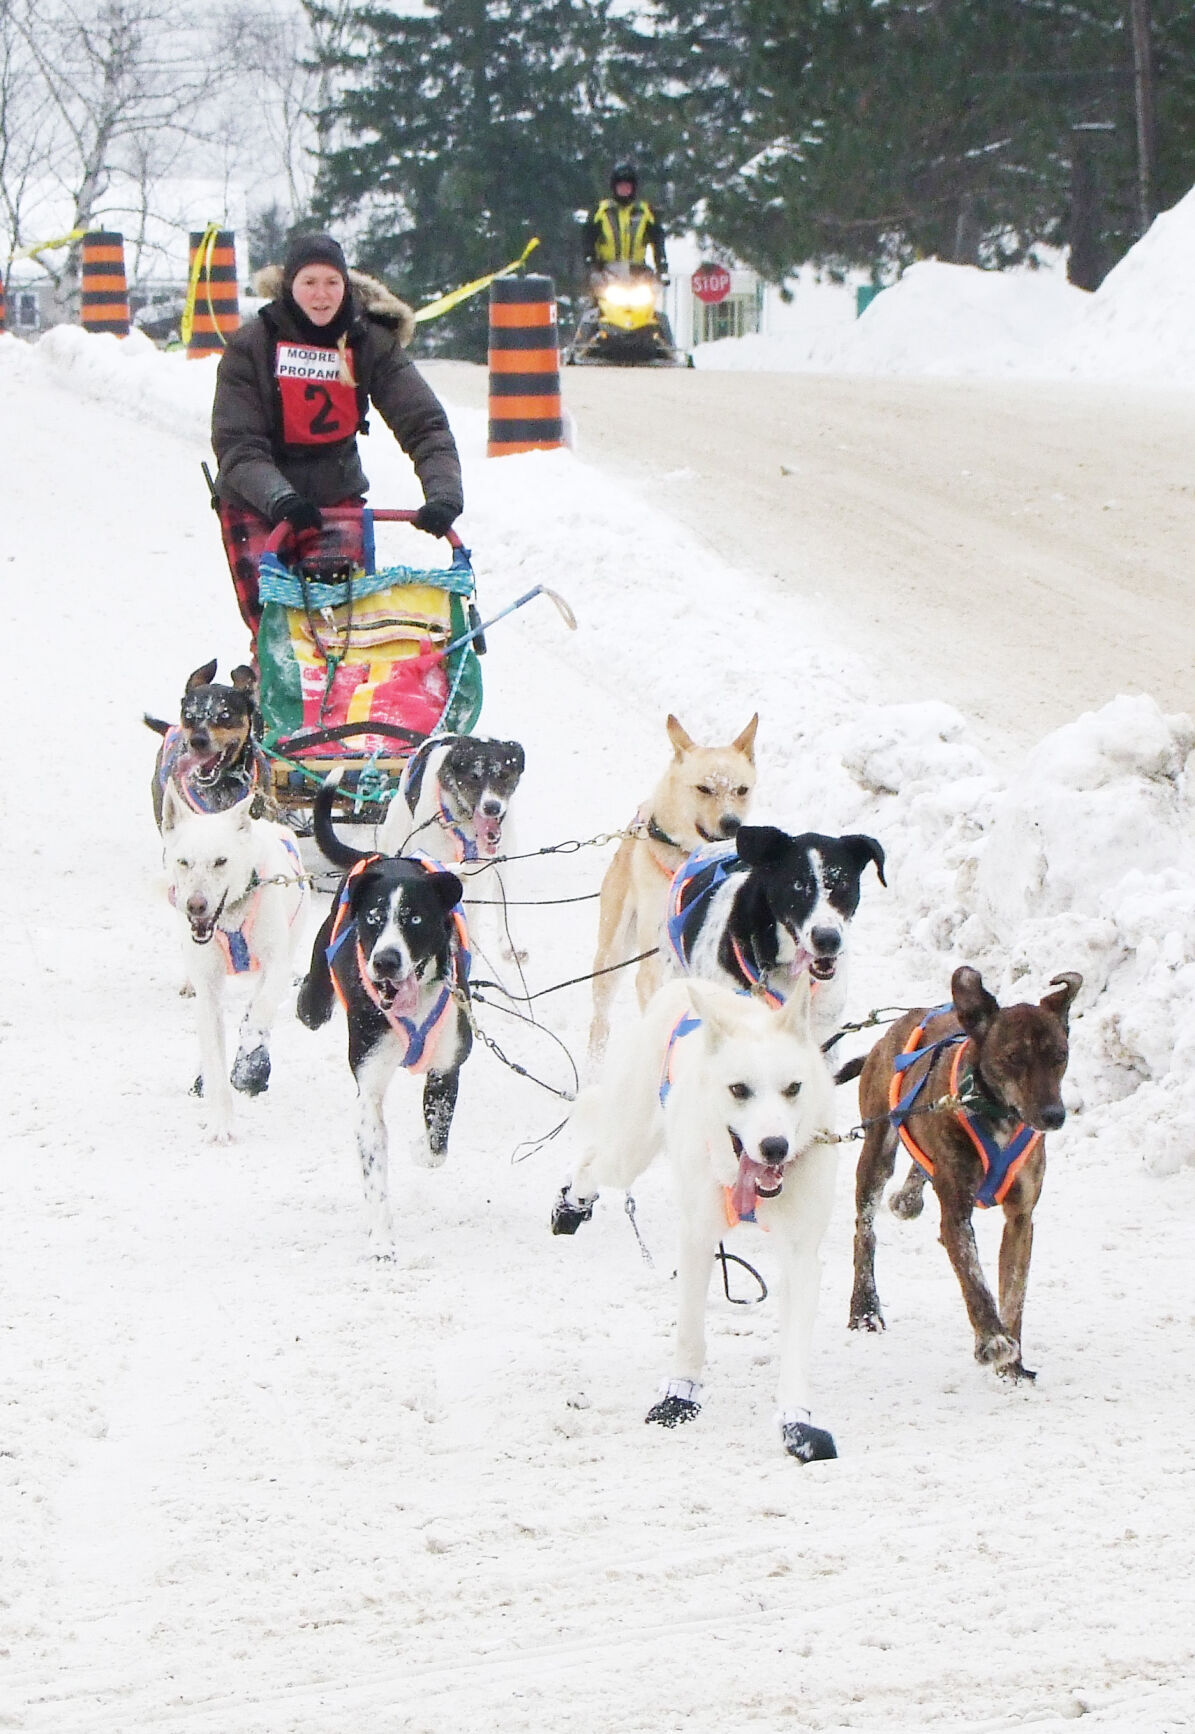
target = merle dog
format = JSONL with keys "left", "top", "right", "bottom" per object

{"left": 666, "top": 823, "right": 887, "bottom": 1036}
{"left": 146, "top": 659, "right": 274, "bottom": 826}
{"left": 297, "top": 778, "right": 472, "bottom": 1257}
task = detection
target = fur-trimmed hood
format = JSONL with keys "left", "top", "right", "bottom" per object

{"left": 253, "top": 264, "right": 416, "bottom": 347}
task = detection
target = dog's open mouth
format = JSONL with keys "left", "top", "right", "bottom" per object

{"left": 188, "top": 914, "right": 218, "bottom": 944}
{"left": 809, "top": 956, "right": 838, "bottom": 981}
{"left": 370, "top": 971, "right": 419, "bottom": 1015}
{"left": 472, "top": 808, "right": 504, "bottom": 856}
{"left": 729, "top": 1138, "right": 787, "bottom": 1217}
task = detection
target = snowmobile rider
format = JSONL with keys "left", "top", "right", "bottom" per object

{"left": 210, "top": 231, "right": 463, "bottom": 638}
{"left": 583, "top": 164, "right": 669, "bottom": 284}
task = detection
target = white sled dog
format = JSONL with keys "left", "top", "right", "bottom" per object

{"left": 553, "top": 975, "right": 841, "bottom": 1460}
{"left": 161, "top": 784, "right": 308, "bottom": 1141}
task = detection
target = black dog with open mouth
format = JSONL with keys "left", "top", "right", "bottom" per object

{"left": 146, "top": 659, "right": 273, "bottom": 826}
{"left": 665, "top": 824, "right": 887, "bottom": 1019}
{"left": 298, "top": 778, "right": 472, "bottom": 1256}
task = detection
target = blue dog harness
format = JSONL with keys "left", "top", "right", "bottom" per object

{"left": 891, "top": 1005, "right": 1042, "bottom": 1208}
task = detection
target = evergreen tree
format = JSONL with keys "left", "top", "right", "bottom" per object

{"left": 310, "top": 0, "right": 665, "bottom": 356}
{"left": 645, "top": 0, "right": 1195, "bottom": 288}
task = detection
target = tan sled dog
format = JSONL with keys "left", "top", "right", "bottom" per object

{"left": 589, "top": 712, "right": 758, "bottom": 1056}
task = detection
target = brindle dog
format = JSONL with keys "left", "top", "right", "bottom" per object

{"left": 848, "top": 965, "right": 1081, "bottom": 1381}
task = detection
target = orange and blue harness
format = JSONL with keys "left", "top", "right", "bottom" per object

{"left": 889, "top": 1005, "right": 1041, "bottom": 1208}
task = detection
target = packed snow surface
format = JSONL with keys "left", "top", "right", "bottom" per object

{"left": 696, "top": 182, "right": 1195, "bottom": 384}
{"left": 3, "top": 292, "right": 1195, "bottom": 1732}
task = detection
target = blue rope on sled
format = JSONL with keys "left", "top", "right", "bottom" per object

{"left": 256, "top": 551, "right": 475, "bottom": 608}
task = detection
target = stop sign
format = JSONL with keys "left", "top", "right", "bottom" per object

{"left": 691, "top": 263, "right": 732, "bottom": 305}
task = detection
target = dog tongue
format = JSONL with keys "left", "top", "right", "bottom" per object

{"left": 731, "top": 1152, "right": 785, "bottom": 1219}
{"left": 473, "top": 808, "right": 502, "bottom": 855}
{"left": 384, "top": 976, "right": 419, "bottom": 1015}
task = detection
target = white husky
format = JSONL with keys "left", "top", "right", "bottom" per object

{"left": 552, "top": 975, "right": 841, "bottom": 1460}
{"left": 161, "top": 784, "right": 309, "bottom": 1141}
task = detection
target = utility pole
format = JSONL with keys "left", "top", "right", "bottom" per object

{"left": 1129, "top": 0, "right": 1156, "bottom": 235}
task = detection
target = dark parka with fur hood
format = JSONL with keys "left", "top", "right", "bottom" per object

{"left": 211, "top": 265, "right": 463, "bottom": 522}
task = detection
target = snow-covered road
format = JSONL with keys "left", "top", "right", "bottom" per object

{"left": 4, "top": 331, "right": 1195, "bottom": 1733}
{"left": 426, "top": 360, "right": 1195, "bottom": 758}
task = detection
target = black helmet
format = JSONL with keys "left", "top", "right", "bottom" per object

{"left": 610, "top": 162, "right": 638, "bottom": 199}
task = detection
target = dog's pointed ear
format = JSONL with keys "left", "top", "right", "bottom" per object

{"left": 731, "top": 713, "right": 759, "bottom": 763}
{"left": 952, "top": 966, "right": 1000, "bottom": 1042}
{"left": 185, "top": 659, "right": 218, "bottom": 692}
{"left": 685, "top": 982, "right": 738, "bottom": 1048}
{"left": 1040, "top": 972, "right": 1082, "bottom": 1029}
{"left": 161, "top": 780, "right": 186, "bottom": 832}
{"left": 666, "top": 714, "right": 695, "bottom": 758}
{"left": 507, "top": 740, "right": 526, "bottom": 776}
{"left": 841, "top": 833, "right": 887, "bottom": 888}
{"left": 778, "top": 972, "right": 813, "bottom": 1039}
{"left": 428, "top": 870, "right": 463, "bottom": 914}
{"left": 230, "top": 664, "right": 258, "bottom": 695}
{"left": 230, "top": 792, "right": 255, "bottom": 831}
{"left": 734, "top": 824, "right": 793, "bottom": 869}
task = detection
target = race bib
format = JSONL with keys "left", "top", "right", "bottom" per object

{"left": 275, "top": 342, "right": 359, "bottom": 445}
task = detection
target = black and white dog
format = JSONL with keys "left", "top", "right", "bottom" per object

{"left": 665, "top": 824, "right": 887, "bottom": 1035}
{"left": 298, "top": 778, "right": 472, "bottom": 1256}
{"left": 378, "top": 733, "right": 526, "bottom": 864}
{"left": 378, "top": 733, "right": 527, "bottom": 962}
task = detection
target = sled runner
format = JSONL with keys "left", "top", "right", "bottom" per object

{"left": 255, "top": 505, "right": 484, "bottom": 816}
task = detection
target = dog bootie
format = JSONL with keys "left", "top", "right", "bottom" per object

{"left": 550, "top": 1186, "right": 595, "bottom": 1236}
{"left": 780, "top": 1411, "right": 837, "bottom": 1463}
{"left": 231, "top": 1045, "right": 271, "bottom": 1096}
{"left": 645, "top": 1379, "right": 702, "bottom": 1428}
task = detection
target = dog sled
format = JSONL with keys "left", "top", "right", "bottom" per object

{"left": 254, "top": 504, "right": 574, "bottom": 821}
{"left": 255, "top": 504, "right": 482, "bottom": 818}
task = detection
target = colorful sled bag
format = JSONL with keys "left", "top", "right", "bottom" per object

{"left": 255, "top": 510, "right": 483, "bottom": 758}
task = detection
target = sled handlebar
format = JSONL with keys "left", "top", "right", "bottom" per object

{"left": 264, "top": 505, "right": 465, "bottom": 558}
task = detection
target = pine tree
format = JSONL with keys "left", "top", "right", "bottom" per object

{"left": 311, "top": 0, "right": 661, "bottom": 356}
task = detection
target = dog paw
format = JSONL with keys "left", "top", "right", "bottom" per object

{"left": 888, "top": 1188, "right": 924, "bottom": 1220}
{"left": 231, "top": 1046, "right": 271, "bottom": 1096}
{"left": 645, "top": 1394, "right": 701, "bottom": 1428}
{"left": 997, "top": 1358, "right": 1037, "bottom": 1384}
{"left": 848, "top": 1308, "right": 886, "bottom": 1333}
{"left": 411, "top": 1141, "right": 449, "bottom": 1170}
{"left": 781, "top": 1419, "right": 838, "bottom": 1463}
{"left": 976, "top": 1332, "right": 1019, "bottom": 1369}
{"left": 550, "top": 1187, "right": 595, "bottom": 1236}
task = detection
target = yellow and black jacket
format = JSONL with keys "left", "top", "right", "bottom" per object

{"left": 584, "top": 199, "right": 668, "bottom": 272}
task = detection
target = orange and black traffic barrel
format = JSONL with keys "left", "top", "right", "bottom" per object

{"left": 80, "top": 232, "right": 130, "bottom": 336}
{"left": 487, "top": 275, "right": 564, "bottom": 456}
{"left": 186, "top": 229, "right": 240, "bottom": 357}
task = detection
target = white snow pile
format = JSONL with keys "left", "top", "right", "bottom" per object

{"left": 697, "top": 181, "right": 1195, "bottom": 383}
{"left": 826, "top": 694, "right": 1195, "bottom": 1175}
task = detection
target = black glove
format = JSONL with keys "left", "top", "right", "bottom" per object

{"left": 413, "top": 500, "right": 460, "bottom": 538}
{"left": 273, "top": 494, "right": 323, "bottom": 533}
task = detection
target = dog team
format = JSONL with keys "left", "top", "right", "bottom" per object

{"left": 151, "top": 661, "right": 1081, "bottom": 1464}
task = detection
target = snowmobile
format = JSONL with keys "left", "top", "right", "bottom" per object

{"left": 565, "top": 263, "right": 690, "bottom": 367}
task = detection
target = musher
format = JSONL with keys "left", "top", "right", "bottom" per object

{"left": 210, "top": 232, "right": 463, "bottom": 641}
